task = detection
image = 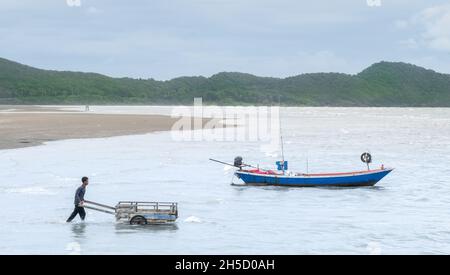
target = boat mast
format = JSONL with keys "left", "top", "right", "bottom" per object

{"left": 278, "top": 97, "right": 286, "bottom": 175}
{"left": 306, "top": 154, "right": 309, "bottom": 174}
{"left": 278, "top": 95, "right": 285, "bottom": 175}
{"left": 280, "top": 134, "right": 285, "bottom": 175}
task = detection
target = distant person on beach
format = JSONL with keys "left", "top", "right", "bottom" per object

{"left": 66, "top": 177, "right": 89, "bottom": 222}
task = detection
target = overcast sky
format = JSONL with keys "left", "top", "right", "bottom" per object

{"left": 0, "top": 0, "right": 449, "bottom": 80}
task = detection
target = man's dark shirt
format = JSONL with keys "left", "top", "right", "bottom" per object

{"left": 74, "top": 186, "right": 86, "bottom": 206}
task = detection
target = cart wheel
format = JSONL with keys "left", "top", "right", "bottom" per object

{"left": 130, "top": 215, "right": 147, "bottom": 225}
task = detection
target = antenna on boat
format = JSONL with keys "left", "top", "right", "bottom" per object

{"left": 280, "top": 135, "right": 285, "bottom": 174}
{"left": 278, "top": 96, "right": 286, "bottom": 175}
{"left": 306, "top": 153, "right": 309, "bottom": 174}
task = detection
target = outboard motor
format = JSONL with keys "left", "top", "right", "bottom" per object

{"left": 234, "top": 156, "right": 243, "bottom": 167}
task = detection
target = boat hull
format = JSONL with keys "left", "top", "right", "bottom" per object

{"left": 235, "top": 169, "right": 393, "bottom": 187}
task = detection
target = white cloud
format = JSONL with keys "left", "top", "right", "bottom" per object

{"left": 86, "top": 6, "right": 101, "bottom": 14}
{"left": 366, "top": 0, "right": 382, "bottom": 8}
{"left": 419, "top": 4, "right": 450, "bottom": 51}
{"left": 66, "top": 0, "right": 82, "bottom": 7}
{"left": 399, "top": 3, "right": 450, "bottom": 51}
{"left": 398, "top": 38, "right": 419, "bottom": 49}
{"left": 2, "top": 0, "right": 450, "bottom": 77}
{"left": 394, "top": 20, "right": 409, "bottom": 29}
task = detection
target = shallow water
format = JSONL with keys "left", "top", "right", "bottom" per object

{"left": 1, "top": 107, "right": 450, "bottom": 254}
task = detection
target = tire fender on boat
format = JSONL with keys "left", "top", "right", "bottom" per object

{"left": 361, "top": 152, "right": 372, "bottom": 164}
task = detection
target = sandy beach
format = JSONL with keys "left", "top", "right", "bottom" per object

{"left": 0, "top": 106, "right": 202, "bottom": 150}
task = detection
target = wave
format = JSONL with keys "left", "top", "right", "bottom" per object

{"left": 184, "top": 216, "right": 202, "bottom": 223}
{"left": 3, "top": 186, "right": 57, "bottom": 195}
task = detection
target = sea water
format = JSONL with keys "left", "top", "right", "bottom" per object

{"left": 1, "top": 107, "right": 450, "bottom": 254}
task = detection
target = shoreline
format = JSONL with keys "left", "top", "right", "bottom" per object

{"left": 0, "top": 106, "right": 217, "bottom": 150}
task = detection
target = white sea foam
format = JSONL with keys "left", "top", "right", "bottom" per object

{"left": 184, "top": 216, "right": 202, "bottom": 223}
{"left": 4, "top": 186, "right": 56, "bottom": 195}
{"left": 206, "top": 198, "right": 225, "bottom": 204}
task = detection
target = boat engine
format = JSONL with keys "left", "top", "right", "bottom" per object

{"left": 234, "top": 156, "right": 243, "bottom": 167}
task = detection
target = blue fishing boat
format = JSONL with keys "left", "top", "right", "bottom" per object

{"left": 234, "top": 167, "right": 393, "bottom": 187}
{"left": 210, "top": 153, "right": 393, "bottom": 187}
{"left": 210, "top": 112, "right": 393, "bottom": 187}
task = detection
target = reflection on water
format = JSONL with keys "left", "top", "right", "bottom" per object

{"left": 233, "top": 184, "right": 386, "bottom": 191}
{"left": 317, "top": 185, "right": 387, "bottom": 191}
{"left": 71, "top": 223, "right": 87, "bottom": 240}
{"left": 115, "top": 223, "right": 179, "bottom": 234}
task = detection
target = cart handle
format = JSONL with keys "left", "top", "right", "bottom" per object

{"left": 83, "top": 205, "right": 115, "bottom": 215}
{"left": 84, "top": 200, "right": 116, "bottom": 210}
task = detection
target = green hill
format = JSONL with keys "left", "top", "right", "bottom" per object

{"left": 1, "top": 57, "right": 449, "bottom": 106}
